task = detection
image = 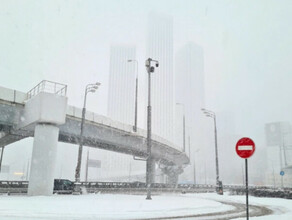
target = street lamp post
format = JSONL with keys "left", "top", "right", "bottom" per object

{"left": 145, "top": 58, "right": 159, "bottom": 200}
{"left": 75, "top": 82, "right": 101, "bottom": 185}
{"left": 201, "top": 108, "right": 221, "bottom": 194}
{"left": 0, "top": 146, "right": 4, "bottom": 173}
{"left": 193, "top": 148, "right": 200, "bottom": 184}
{"left": 176, "top": 103, "right": 186, "bottom": 152}
{"left": 127, "top": 59, "right": 139, "bottom": 132}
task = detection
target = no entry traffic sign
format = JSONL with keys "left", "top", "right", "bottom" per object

{"left": 236, "top": 137, "right": 255, "bottom": 159}
{"left": 235, "top": 137, "right": 256, "bottom": 220}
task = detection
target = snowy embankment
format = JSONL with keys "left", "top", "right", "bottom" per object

{"left": 0, "top": 193, "right": 291, "bottom": 219}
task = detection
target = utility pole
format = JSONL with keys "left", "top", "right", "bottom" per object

{"left": 201, "top": 108, "right": 221, "bottom": 194}
{"left": 26, "top": 159, "right": 30, "bottom": 181}
{"left": 127, "top": 59, "right": 139, "bottom": 132}
{"left": 176, "top": 103, "right": 186, "bottom": 152}
{"left": 85, "top": 149, "right": 89, "bottom": 182}
{"left": 0, "top": 146, "right": 4, "bottom": 173}
{"left": 75, "top": 82, "right": 101, "bottom": 191}
{"left": 145, "top": 58, "right": 159, "bottom": 200}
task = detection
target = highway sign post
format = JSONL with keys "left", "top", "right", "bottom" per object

{"left": 235, "top": 137, "right": 255, "bottom": 220}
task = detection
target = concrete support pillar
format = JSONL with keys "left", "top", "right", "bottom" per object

{"left": 167, "top": 173, "right": 179, "bottom": 185}
{"left": 161, "top": 165, "right": 184, "bottom": 185}
{"left": 28, "top": 124, "right": 59, "bottom": 196}
{"left": 18, "top": 92, "right": 67, "bottom": 196}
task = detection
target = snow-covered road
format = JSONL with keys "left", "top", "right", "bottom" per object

{"left": 0, "top": 193, "right": 291, "bottom": 219}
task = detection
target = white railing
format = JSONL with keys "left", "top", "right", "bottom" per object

{"left": 27, "top": 80, "right": 67, "bottom": 99}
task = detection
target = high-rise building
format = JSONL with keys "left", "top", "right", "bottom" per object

{"left": 108, "top": 45, "right": 136, "bottom": 125}
{"left": 146, "top": 12, "right": 175, "bottom": 143}
{"left": 265, "top": 122, "right": 292, "bottom": 187}
{"left": 96, "top": 45, "right": 145, "bottom": 181}
{"left": 175, "top": 42, "right": 205, "bottom": 183}
{"left": 175, "top": 42, "right": 204, "bottom": 128}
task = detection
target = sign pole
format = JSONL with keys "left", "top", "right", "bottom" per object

{"left": 245, "top": 158, "right": 249, "bottom": 220}
{"left": 235, "top": 137, "right": 255, "bottom": 220}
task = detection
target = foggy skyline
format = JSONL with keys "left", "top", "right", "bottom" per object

{"left": 1, "top": 0, "right": 292, "bottom": 185}
{"left": 1, "top": 0, "right": 291, "bottom": 142}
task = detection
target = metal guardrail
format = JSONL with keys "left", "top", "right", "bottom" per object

{"left": 0, "top": 180, "right": 73, "bottom": 195}
{"left": 0, "top": 181, "right": 216, "bottom": 194}
{"left": 27, "top": 80, "right": 67, "bottom": 100}
{"left": 79, "top": 181, "right": 215, "bottom": 189}
{"left": 1, "top": 181, "right": 291, "bottom": 198}
{"left": 0, "top": 181, "right": 28, "bottom": 194}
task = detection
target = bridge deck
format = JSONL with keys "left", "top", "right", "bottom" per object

{"left": 0, "top": 85, "right": 189, "bottom": 166}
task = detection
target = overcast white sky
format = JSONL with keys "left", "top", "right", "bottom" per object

{"left": 1, "top": 0, "right": 291, "bottom": 136}
{"left": 1, "top": 0, "right": 292, "bottom": 181}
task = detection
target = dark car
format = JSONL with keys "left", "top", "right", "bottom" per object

{"left": 54, "top": 179, "right": 74, "bottom": 193}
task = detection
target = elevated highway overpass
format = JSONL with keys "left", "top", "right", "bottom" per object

{"left": 0, "top": 82, "right": 189, "bottom": 195}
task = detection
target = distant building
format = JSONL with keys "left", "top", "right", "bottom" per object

{"left": 95, "top": 45, "right": 145, "bottom": 181}
{"left": 265, "top": 121, "right": 292, "bottom": 187}
{"left": 146, "top": 12, "right": 175, "bottom": 143}
{"left": 175, "top": 42, "right": 205, "bottom": 183}
{"left": 108, "top": 45, "right": 136, "bottom": 125}
{"left": 175, "top": 43, "right": 204, "bottom": 121}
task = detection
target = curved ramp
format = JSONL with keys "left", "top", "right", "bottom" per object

{"left": 0, "top": 86, "right": 189, "bottom": 166}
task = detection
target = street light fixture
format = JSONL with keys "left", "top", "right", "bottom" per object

{"left": 127, "top": 59, "right": 139, "bottom": 132}
{"left": 75, "top": 82, "right": 101, "bottom": 186}
{"left": 201, "top": 108, "right": 222, "bottom": 194}
{"left": 145, "top": 58, "right": 159, "bottom": 200}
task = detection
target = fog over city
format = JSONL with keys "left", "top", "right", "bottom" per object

{"left": 1, "top": 0, "right": 292, "bottom": 188}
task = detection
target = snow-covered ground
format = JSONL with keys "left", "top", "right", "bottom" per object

{"left": 197, "top": 193, "right": 292, "bottom": 219}
{"left": 0, "top": 193, "right": 291, "bottom": 219}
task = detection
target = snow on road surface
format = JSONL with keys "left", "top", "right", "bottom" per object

{"left": 0, "top": 193, "right": 291, "bottom": 219}
{"left": 197, "top": 193, "right": 292, "bottom": 220}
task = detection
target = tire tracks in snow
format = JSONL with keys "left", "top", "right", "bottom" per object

{"left": 139, "top": 200, "right": 272, "bottom": 220}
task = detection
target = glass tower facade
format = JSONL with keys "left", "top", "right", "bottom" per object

{"left": 175, "top": 42, "right": 205, "bottom": 182}
{"left": 108, "top": 45, "right": 136, "bottom": 125}
{"left": 147, "top": 12, "right": 175, "bottom": 143}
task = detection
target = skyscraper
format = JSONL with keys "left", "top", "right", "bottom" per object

{"left": 146, "top": 12, "right": 175, "bottom": 143}
{"left": 175, "top": 42, "right": 204, "bottom": 127}
{"left": 175, "top": 42, "right": 205, "bottom": 183}
{"left": 98, "top": 45, "right": 145, "bottom": 181}
{"left": 108, "top": 45, "right": 136, "bottom": 125}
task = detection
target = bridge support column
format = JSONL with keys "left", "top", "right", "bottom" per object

{"left": 161, "top": 165, "right": 184, "bottom": 185}
{"left": 167, "top": 172, "right": 179, "bottom": 185}
{"left": 18, "top": 92, "right": 67, "bottom": 196}
{"left": 28, "top": 124, "right": 59, "bottom": 196}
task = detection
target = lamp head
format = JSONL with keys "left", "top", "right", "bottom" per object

{"left": 88, "top": 88, "right": 96, "bottom": 93}
{"left": 145, "top": 59, "right": 150, "bottom": 67}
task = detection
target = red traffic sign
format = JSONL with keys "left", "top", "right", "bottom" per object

{"left": 236, "top": 137, "right": 255, "bottom": 159}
